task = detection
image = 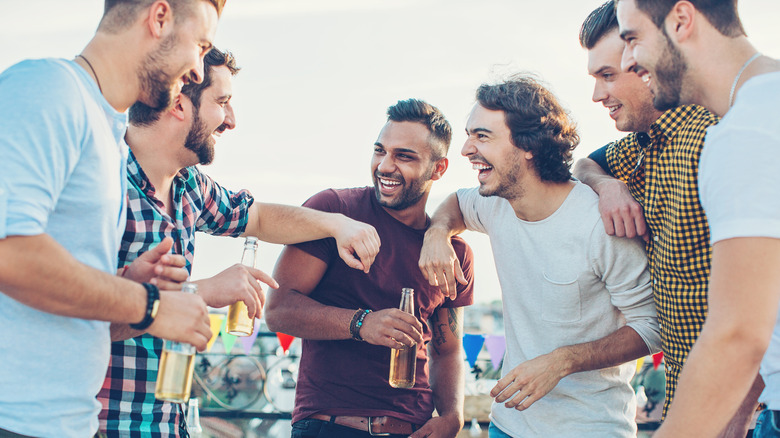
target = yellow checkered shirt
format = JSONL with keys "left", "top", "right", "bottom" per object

{"left": 605, "top": 104, "right": 720, "bottom": 416}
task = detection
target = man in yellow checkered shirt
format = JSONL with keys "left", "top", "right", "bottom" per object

{"left": 574, "top": 2, "right": 762, "bottom": 436}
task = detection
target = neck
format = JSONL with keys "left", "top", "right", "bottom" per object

{"left": 126, "top": 124, "right": 187, "bottom": 194}
{"left": 381, "top": 194, "right": 431, "bottom": 230}
{"left": 508, "top": 179, "right": 575, "bottom": 222}
{"left": 79, "top": 32, "right": 148, "bottom": 112}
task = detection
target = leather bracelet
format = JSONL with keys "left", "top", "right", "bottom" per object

{"left": 129, "top": 283, "right": 160, "bottom": 330}
{"left": 350, "top": 309, "right": 371, "bottom": 341}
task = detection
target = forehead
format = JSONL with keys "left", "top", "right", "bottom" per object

{"left": 587, "top": 30, "right": 624, "bottom": 73}
{"left": 376, "top": 121, "right": 433, "bottom": 153}
{"left": 616, "top": 0, "right": 648, "bottom": 33}
{"left": 203, "top": 65, "right": 233, "bottom": 95}
{"left": 178, "top": 1, "right": 219, "bottom": 41}
{"left": 466, "top": 103, "right": 507, "bottom": 131}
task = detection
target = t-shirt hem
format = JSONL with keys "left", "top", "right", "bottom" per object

{"left": 709, "top": 219, "right": 780, "bottom": 244}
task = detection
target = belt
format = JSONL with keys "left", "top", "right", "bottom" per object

{"left": 309, "top": 414, "right": 417, "bottom": 436}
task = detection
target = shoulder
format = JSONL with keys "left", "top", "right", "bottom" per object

{"left": 668, "top": 104, "right": 720, "bottom": 134}
{"left": 302, "top": 187, "right": 370, "bottom": 213}
{"left": 2, "top": 59, "right": 87, "bottom": 102}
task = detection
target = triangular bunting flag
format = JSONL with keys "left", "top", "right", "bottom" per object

{"left": 206, "top": 314, "right": 225, "bottom": 352}
{"left": 484, "top": 334, "right": 506, "bottom": 370}
{"left": 219, "top": 316, "right": 238, "bottom": 354}
{"left": 239, "top": 319, "right": 262, "bottom": 355}
{"left": 652, "top": 351, "right": 664, "bottom": 370}
{"left": 276, "top": 332, "right": 295, "bottom": 354}
{"left": 462, "top": 333, "right": 485, "bottom": 368}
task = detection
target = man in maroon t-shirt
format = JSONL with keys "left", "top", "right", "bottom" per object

{"left": 266, "top": 98, "right": 475, "bottom": 438}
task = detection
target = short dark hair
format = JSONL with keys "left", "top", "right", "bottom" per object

{"left": 475, "top": 74, "right": 579, "bottom": 183}
{"left": 101, "top": 0, "right": 226, "bottom": 32}
{"left": 615, "top": 0, "right": 744, "bottom": 37}
{"left": 129, "top": 46, "right": 239, "bottom": 126}
{"left": 580, "top": 1, "right": 619, "bottom": 49}
{"left": 386, "top": 98, "right": 452, "bottom": 161}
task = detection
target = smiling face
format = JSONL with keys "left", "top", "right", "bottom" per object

{"left": 617, "top": 0, "right": 689, "bottom": 111}
{"left": 588, "top": 30, "right": 662, "bottom": 132}
{"left": 137, "top": 1, "right": 219, "bottom": 111}
{"left": 461, "top": 103, "right": 530, "bottom": 201}
{"left": 183, "top": 65, "right": 235, "bottom": 165}
{"left": 371, "top": 121, "right": 443, "bottom": 212}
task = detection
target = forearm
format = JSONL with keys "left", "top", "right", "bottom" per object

{"left": 244, "top": 203, "right": 346, "bottom": 244}
{"left": 427, "top": 193, "right": 467, "bottom": 238}
{"left": 0, "top": 234, "right": 146, "bottom": 323}
{"left": 554, "top": 326, "right": 650, "bottom": 376}
{"left": 110, "top": 323, "right": 144, "bottom": 342}
{"left": 429, "top": 349, "right": 465, "bottom": 423}
{"left": 264, "top": 288, "right": 355, "bottom": 339}
{"left": 573, "top": 158, "right": 616, "bottom": 193}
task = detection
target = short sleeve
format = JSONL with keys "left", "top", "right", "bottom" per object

{"left": 605, "top": 134, "right": 642, "bottom": 182}
{"left": 456, "top": 187, "right": 491, "bottom": 234}
{"left": 193, "top": 169, "right": 254, "bottom": 237}
{"left": 587, "top": 144, "right": 613, "bottom": 176}
{"left": 0, "top": 60, "right": 86, "bottom": 238}
{"left": 699, "top": 125, "right": 780, "bottom": 243}
{"left": 441, "top": 237, "right": 475, "bottom": 308}
{"left": 291, "top": 190, "right": 343, "bottom": 263}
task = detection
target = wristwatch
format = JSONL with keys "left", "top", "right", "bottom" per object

{"left": 129, "top": 283, "right": 161, "bottom": 330}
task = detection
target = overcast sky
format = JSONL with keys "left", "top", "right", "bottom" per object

{"left": 3, "top": 0, "right": 779, "bottom": 304}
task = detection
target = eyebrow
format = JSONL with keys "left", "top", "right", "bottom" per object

{"left": 466, "top": 127, "right": 493, "bottom": 135}
{"left": 373, "top": 143, "right": 419, "bottom": 155}
{"left": 619, "top": 29, "right": 635, "bottom": 41}
{"left": 594, "top": 66, "right": 614, "bottom": 76}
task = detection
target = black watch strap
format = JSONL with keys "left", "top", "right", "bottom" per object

{"left": 130, "top": 283, "right": 160, "bottom": 330}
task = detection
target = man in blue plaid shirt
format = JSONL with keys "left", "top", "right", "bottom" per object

{"left": 97, "top": 47, "right": 381, "bottom": 437}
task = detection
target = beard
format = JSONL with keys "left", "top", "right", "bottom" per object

{"left": 476, "top": 155, "right": 525, "bottom": 201}
{"left": 651, "top": 32, "right": 687, "bottom": 111}
{"left": 138, "top": 33, "right": 178, "bottom": 111}
{"left": 373, "top": 167, "right": 433, "bottom": 211}
{"left": 184, "top": 109, "right": 215, "bottom": 165}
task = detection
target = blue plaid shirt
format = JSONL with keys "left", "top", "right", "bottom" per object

{"left": 98, "top": 150, "right": 254, "bottom": 437}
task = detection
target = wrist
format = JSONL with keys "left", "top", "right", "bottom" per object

{"left": 349, "top": 308, "right": 371, "bottom": 341}
{"left": 592, "top": 176, "right": 626, "bottom": 195}
{"left": 129, "top": 283, "right": 160, "bottom": 330}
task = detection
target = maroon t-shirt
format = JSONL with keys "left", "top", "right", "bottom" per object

{"left": 290, "top": 187, "right": 475, "bottom": 425}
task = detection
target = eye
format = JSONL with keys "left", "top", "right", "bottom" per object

{"left": 374, "top": 146, "right": 385, "bottom": 154}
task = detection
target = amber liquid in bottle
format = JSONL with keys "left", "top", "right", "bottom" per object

{"left": 389, "top": 288, "right": 417, "bottom": 388}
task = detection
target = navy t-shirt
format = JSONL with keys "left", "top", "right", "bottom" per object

{"left": 291, "top": 187, "right": 475, "bottom": 425}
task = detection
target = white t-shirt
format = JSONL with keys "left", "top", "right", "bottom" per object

{"left": 457, "top": 182, "right": 660, "bottom": 437}
{"left": 0, "top": 59, "right": 127, "bottom": 437}
{"left": 698, "top": 71, "right": 780, "bottom": 410}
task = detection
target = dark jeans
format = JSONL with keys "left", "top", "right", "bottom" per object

{"left": 755, "top": 410, "right": 780, "bottom": 438}
{"left": 291, "top": 418, "right": 410, "bottom": 438}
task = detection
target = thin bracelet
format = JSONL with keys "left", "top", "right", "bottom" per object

{"left": 350, "top": 309, "right": 372, "bottom": 341}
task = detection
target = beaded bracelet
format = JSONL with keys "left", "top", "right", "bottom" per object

{"left": 349, "top": 308, "right": 372, "bottom": 341}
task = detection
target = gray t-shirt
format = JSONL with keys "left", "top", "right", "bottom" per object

{"left": 458, "top": 182, "right": 660, "bottom": 437}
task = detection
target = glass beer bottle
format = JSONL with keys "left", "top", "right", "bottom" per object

{"left": 226, "top": 237, "right": 258, "bottom": 336}
{"left": 155, "top": 282, "right": 198, "bottom": 403}
{"left": 389, "top": 288, "right": 417, "bottom": 388}
{"left": 185, "top": 398, "right": 203, "bottom": 438}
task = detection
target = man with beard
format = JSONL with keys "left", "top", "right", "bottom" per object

{"left": 615, "top": 0, "right": 780, "bottom": 436}
{"left": 572, "top": 3, "right": 761, "bottom": 436}
{"left": 419, "top": 75, "right": 660, "bottom": 437}
{"left": 265, "top": 99, "right": 475, "bottom": 438}
{"left": 0, "top": 1, "right": 228, "bottom": 436}
{"left": 98, "top": 47, "right": 381, "bottom": 437}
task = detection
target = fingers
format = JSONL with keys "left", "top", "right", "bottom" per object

{"left": 147, "top": 237, "right": 175, "bottom": 261}
{"left": 247, "top": 266, "right": 278, "bottom": 289}
{"left": 337, "top": 247, "right": 366, "bottom": 273}
{"left": 635, "top": 212, "right": 648, "bottom": 238}
{"left": 153, "top": 263, "right": 189, "bottom": 283}
{"left": 361, "top": 309, "right": 424, "bottom": 347}
{"left": 337, "top": 225, "right": 381, "bottom": 273}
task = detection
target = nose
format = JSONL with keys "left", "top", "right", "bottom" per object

{"left": 621, "top": 44, "right": 637, "bottom": 74}
{"left": 223, "top": 102, "right": 236, "bottom": 130}
{"left": 461, "top": 137, "right": 476, "bottom": 157}
{"left": 186, "top": 55, "right": 205, "bottom": 85}
{"left": 377, "top": 153, "right": 395, "bottom": 174}
{"left": 592, "top": 80, "right": 607, "bottom": 103}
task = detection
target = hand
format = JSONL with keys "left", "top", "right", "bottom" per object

{"left": 196, "top": 263, "right": 277, "bottom": 319}
{"left": 147, "top": 290, "right": 212, "bottom": 351}
{"left": 359, "top": 308, "right": 424, "bottom": 348}
{"left": 121, "top": 237, "right": 189, "bottom": 289}
{"left": 595, "top": 179, "right": 648, "bottom": 241}
{"left": 332, "top": 216, "right": 381, "bottom": 273}
{"left": 490, "top": 351, "right": 568, "bottom": 411}
{"left": 419, "top": 228, "right": 466, "bottom": 300}
{"left": 410, "top": 413, "right": 463, "bottom": 438}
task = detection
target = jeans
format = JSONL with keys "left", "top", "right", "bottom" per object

{"left": 755, "top": 410, "right": 780, "bottom": 438}
{"left": 291, "top": 418, "right": 409, "bottom": 438}
{"left": 489, "top": 422, "right": 514, "bottom": 438}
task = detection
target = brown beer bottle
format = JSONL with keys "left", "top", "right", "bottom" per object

{"left": 226, "top": 237, "right": 258, "bottom": 336}
{"left": 389, "top": 288, "right": 417, "bottom": 388}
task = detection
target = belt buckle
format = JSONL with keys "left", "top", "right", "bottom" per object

{"left": 367, "top": 416, "right": 391, "bottom": 436}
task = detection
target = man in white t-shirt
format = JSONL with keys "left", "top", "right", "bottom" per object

{"left": 615, "top": 0, "right": 780, "bottom": 436}
{"left": 419, "top": 74, "right": 661, "bottom": 437}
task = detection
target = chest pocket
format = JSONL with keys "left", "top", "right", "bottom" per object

{"left": 539, "top": 271, "right": 582, "bottom": 323}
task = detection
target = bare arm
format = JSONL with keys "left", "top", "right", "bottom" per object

{"left": 243, "top": 202, "right": 381, "bottom": 273}
{"left": 573, "top": 157, "right": 647, "bottom": 240}
{"left": 419, "top": 193, "right": 468, "bottom": 299}
{"left": 654, "top": 237, "right": 780, "bottom": 437}
{"left": 411, "top": 307, "right": 466, "bottom": 438}
{"left": 0, "top": 234, "right": 212, "bottom": 350}
{"left": 492, "top": 325, "right": 650, "bottom": 410}
{"left": 264, "top": 245, "right": 423, "bottom": 347}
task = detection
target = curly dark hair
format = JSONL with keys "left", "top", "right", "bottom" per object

{"left": 475, "top": 74, "right": 579, "bottom": 183}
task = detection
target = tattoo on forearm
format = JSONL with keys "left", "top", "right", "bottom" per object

{"left": 429, "top": 309, "right": 462, "bottom": 355}
{"left": 448, "top": 308, "right": 460, "bottom": 339}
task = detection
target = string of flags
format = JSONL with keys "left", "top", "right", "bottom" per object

{"left": 205, "top": 314, "right": 295, "bottom": 355}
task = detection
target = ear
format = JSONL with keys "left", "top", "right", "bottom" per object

{"left": 145, "top": 0, "right": 173, "bottom": 39}
{"left": 666, "top": 1, "right": 696, "bottom": 43}
{"left": 430, "top": 157, "right": 449, "bottom": 181}
{"left": 170, "top": 94, "right": 187, "bottom": 121}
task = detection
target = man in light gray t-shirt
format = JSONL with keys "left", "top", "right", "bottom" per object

{"left": 420, "top": 75, "right": 660, "bottom": 437}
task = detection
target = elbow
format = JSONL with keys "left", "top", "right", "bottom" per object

{"left": 263, "top": 294, "right": 284, "bottom": 333}
{"left": 703, "top": 320, "right": 771, "bottom": 366}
